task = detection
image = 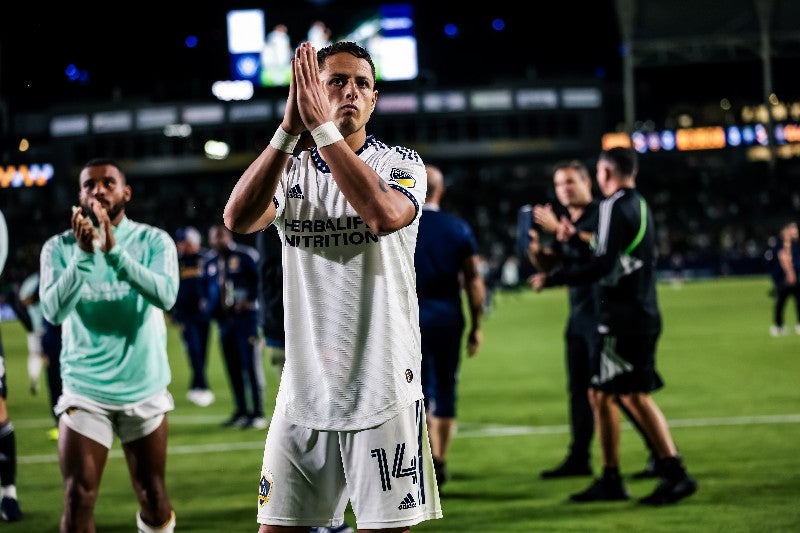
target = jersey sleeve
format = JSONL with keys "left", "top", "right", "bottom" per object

{"left": 105, "top": 228, "right": 179, "bottom": 311}
{"left": 39, "top": 235, "right": 95, "bottom": 325}
{"left": 375, "top": 146, "right": 427, "bottom": 224}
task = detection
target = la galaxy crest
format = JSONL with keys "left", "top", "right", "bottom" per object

{"left": 389, "top": 168, "right": 416, "bottom": 188}
{"left": 258, "top": 468, "right": 273, "bottom": 507}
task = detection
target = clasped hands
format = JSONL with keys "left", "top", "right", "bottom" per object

{"left": 281, "top": 42, "right": 334, "bottom": 143}
{"left": 72, "top": 201, "right": 115, "bottom": 253}
{"left": 533, "top": 203, "right": 576, "bottom": 242}
{"left": 527, "top": 203, "right": 575, "bottom": 293}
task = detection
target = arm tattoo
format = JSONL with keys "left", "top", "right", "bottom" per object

{"left": 377, "top": 177, "right": 388, "bottom": 192}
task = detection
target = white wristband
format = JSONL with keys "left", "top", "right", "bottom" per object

{"left": 269, "top": 127, "right": 300, "bottom": 154}
{"left": 311, "top": 121, "right": 344, "bottom": 148}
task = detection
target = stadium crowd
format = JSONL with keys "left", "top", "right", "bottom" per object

{"left": 1, "top": 153, "right": 798, "bottom": 295}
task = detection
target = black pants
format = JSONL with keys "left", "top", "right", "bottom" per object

{"left": 773, "top": 283, "right": 800, "bottom": 327}
{"left": 564, "top": 326, "right": 655, "bottom": 461}
{"left": 564, "top": 329, "right": 596, "bottom": 461}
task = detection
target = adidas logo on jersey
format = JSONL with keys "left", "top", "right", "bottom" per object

{"left": 288, "top": 184, "right": 304, "bottom": 199}
{"left": 398, "top": 492, "right": 417, "bottom": 510}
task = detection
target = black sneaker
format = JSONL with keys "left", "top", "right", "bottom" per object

{"left": 630, "top": 455, "right": 659, "bottom": 479}
{"left": 639, "top": 474, "right": 697, "bottom": 505}
{"left": 541, "top": 458, "right": 592, "bottom": 479}
{"left": 570, "top": 476, "right": 630, "bottom": 502}
{"left": 221, "top": 413, "right": 250, "bottom": 428}
{"left": 0, "top": 496, "right": 22, "bottom": 522}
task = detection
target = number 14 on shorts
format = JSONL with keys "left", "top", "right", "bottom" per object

{"left": 371, "top": 444, "right": 417, "bottom": 491}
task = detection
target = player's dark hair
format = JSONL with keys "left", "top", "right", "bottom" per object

{"left": 599, "top": 146, "right": 638, "bottom": 178}
{"left": 83, "top": 157, "right": 124, "bottom": 174}
{"left": 317, "top": 41, "right": 376, "bottom": 83}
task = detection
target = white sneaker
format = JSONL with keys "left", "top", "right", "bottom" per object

{"left": 246, "top": 416, "right": 268, "bottom": 430}
{"left": 187, "top": 389, "right": 215, "bottom": 407}
{"left": 198, "top": 389, "right": 215, "bottom": 406}
{"left": 770, "top": 325, "right": 787, "bottom": 337}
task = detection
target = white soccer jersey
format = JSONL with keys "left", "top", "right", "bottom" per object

{"left": 272, "top": 136, "right": 426, "bottom": 431}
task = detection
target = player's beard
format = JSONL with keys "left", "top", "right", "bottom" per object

{"left": 106, "top": 200, "right": 125, "bottom": 222}
{"left": 81, "top": 198, "right": 125, "bottom": 225}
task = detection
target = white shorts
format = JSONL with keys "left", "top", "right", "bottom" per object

{"left": 54, "top": 389, "right": 175, "bottom": 449}
{"left": 257, "top": 399, "right": 442, "bottom": 529}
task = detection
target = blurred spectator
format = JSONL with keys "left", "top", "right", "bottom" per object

{"left": 171, "top": 226, "right": 214, "bottom": 407}
{"left": 307, "top": 20, "right": 332, "bottom": 49}
{"left": 17, "top": 270, "right": 45, "bottom": 396}
{"left": 207, "top": 225, "right": 266, "bottom": 429}
{"left": 766, "top": 221, "right": 800, "bottom": 336}
{"left": 261, "top": 24, "right": 293, "bottom": 86}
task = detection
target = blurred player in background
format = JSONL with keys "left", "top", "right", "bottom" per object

{"left": 0, "top": 208, "right": 22, "bottom": 522}
{"left": 171, "top": 226, "right": 214, "bottom": 407}
{"left": 767, "top": 221, "right": 800, "bottom": 336}
{"left": 531, "top": 147, "right": 697, "bottom": 505}
{"left": 17, "top": 262, "right": 63, "bottom": 440}
{"left": 17, "top": 268, "right": 45, "bottom": 396}
{"left": 526, "top": 159, "right": 657, "bottom": 480}
{"left": 207, "top": 224, "right": 266, "bottom": 429}
{"left": 415, "top": 163, "right": 484, "bottom": 488}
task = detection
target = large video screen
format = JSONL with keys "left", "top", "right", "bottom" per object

{"left": 227, "top": 4, "right": 418, "bottom": 87}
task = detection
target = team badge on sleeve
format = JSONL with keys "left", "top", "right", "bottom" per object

{"left": 258, "top": 468, "right": 273, "bottom": 507}
{"left": 390, "top": 168, "right": 416, "bottom": 188}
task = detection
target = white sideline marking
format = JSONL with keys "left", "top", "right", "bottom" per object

{"left": 17, "top": 413, "right": 800, "bottom": 465}
{"left": 455, "top": 413, "right": 800, "bottom": 438}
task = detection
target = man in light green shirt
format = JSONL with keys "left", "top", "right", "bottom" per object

{"left": 40, "top": 159, "right": 179, "bottom": 532}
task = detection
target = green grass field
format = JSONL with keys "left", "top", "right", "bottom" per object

{"left": 1, "top": 275, "right": 799, "bottom": 532}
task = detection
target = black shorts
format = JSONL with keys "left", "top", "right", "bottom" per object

{"left": 590, "top": 330, "right": 664, "bottom": 394}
